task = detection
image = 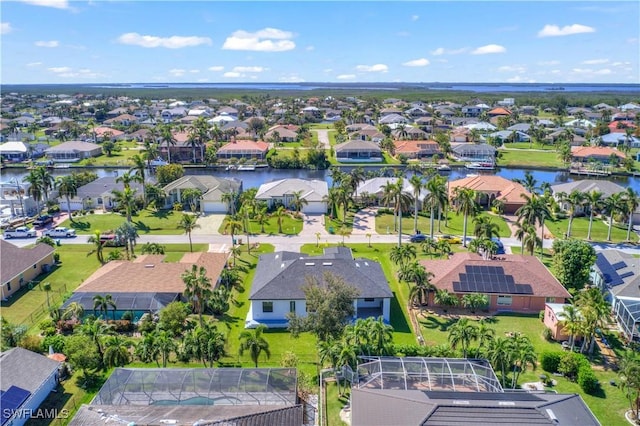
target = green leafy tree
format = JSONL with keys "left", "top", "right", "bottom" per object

{"left": 135, "top": 333, "right": 160, "bottom": 366}
{"left": 102, "top": 335, "right": 132, "bottom": 368}
{"left": 155, "top": 164, "right": 185, "bottom": 186}
{"left": 182, "top": 320, "right": 226, "bottom": 367}
{"left": 140, "top": 242, "right": 166, "bottom": 255}
{"left": 551, "top": 239, "right": 596, "bottom": 292}
{"left": 448, "top": 318, "right": 478, "bottom": 358}
{"left": 239, "top": 324, "right": 271, "bottom": 367}
{"left": 182, "top": 188, "right": 203, "bottom": 213}
{"left": 65, "top": 334, "right": 101, "bottom": 385}
{"left": 619, "top": 351, "right": 640, "bottom": 422}
{"left": 158, "top": 301, "right": 190, "bottom": 337}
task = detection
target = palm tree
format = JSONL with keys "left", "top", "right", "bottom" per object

{"left": 135, "top": 333, "right": 160, "bottom": 366}
{"left": 390, "top": 244, "right": 417, "bottom": 267}
{"left": 159, "top": 123, "right": 176, "bottom": 163}
{"left": 475, "top": 319, "right": 495, "bottom": 357}
{"left": 585, "top": 190, "right": 604, "bottom": 240}
{"left": 224, "top": 217, "right": 244, "bottom": 247}
{"left": 576, "top": 288, "right": 610, "bottom": 354}
{"left": 473, "top": 216, "right": 500, "bottom": 240}
{"left": 434, "top": 289, "right": 458, "bottom": 313}
{"left": 452, "top": 187, "right": 478, "bottom": 247}
{"left": 603, "top": 192, "right": 624, "bottom": 241}
{"left": 522, "top": 225, "right": 542, "bottom": 255}
{"left": 78, "top": 318, "right": 112, "bottom": 367}
{"left": 182, "top": 321, "right": 226, "bottom": 367}
{"left": 115, "top": 170, "right": 136, "bottom": 190}
{"left": 516, "top": 193, "right": 551, "bottom": 257}
{"left": 93, "top": 294, "right": 117, "bottom": 320}
{"left": 129, "top": 154, "right": 147, "bottom": 206}
{"left": 182, "top": 265, "right": 213, "bottom": 327}
{"left": 290, "top": 190, "right": 309, "bottom": 213}
{"left": 561, "top": 304, "right": 583, "bottom": 352}
{"left": 255, "top": 206, "right": 269, "bottom": 233}
{"left": 564, "top": 189, "right": 587, "bottom": 238}
{"left": 103, "top": 335, "right": 132, "bottom": 368}
{"left": 55, "top": 175, "right": 78, "bottom": 222}
{"left": 154, "top": 330, "right": 177, "bottom": 368}
{"left": 42, "top": 282, "right": 52, "bottom": 310}
{"left": 230, "top": 244, "right": 242, "bottom": 267}
{"left": 448, "top": 318, "right": 478, "bottom": 358}
{"left": 87, "top": 230, "right": 105, "bottom": 264}
{"left": 618, "top": 351, "right": 640, "bottom": 421}
{"left": 23, "top": 169, "right": 43, "bottom": 214}
{"left": 272, "top": 206, "right": 288, "bottom": 234}
{"left": 34, "top": 166, "right": 54, "bottom": 204}
{"left": 111, "top": 187, "right": 137, "bottom": 223}
{"left": 510, "top": 335, "right": 537, "bottom": 389}
{"left": 178, "top": 213, "right": 200, "bottom": 252}
{"left": 238, "top": 324, "right": 271, "bottom": 367}
{"left": 409, "top": 174, "right": 425, "bottom": 233}
{"left": 408, "top": 267, "right": 435, "bottom": 313}
{"left": 486, "top": 336, "right": 514, "bottom": 388}
{"left": 115, "top": 222, "right": 139, "bottom": 259}
{"left": 623, "top": 188, "right": 640, "bottom": 242}
{"left": 221, "top": 191, "right": 237, "bottom": 215}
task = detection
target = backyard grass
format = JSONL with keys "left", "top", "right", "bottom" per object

{"left": 60, "top": 210, "right": 185, "bottom": 235}
{"left": 375, "top": 211, "right": 512, "bottom": 238}
{"left": 504, "top": 142, "right": 556, "bottom": 151}
{"left": 78, "top": 148, "right": 140, "bottom": 167}
{"left": 498, "top": 149, "right": 564, "bottom": 168}
{"left": 545, "top": 216, "right": 635, "bottom": 243}
{"left": 324, "top": 381, "right": 349, "bottom": 426}
{"left": 0, "top": 243, "right": 206, "bottom": 327}
{"left": 218, "top": 214, "right": 303, "bottom": 235}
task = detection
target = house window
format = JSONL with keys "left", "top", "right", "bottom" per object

{"left": 33, "top": 264, "right": 37, "bottom": 269}
{"left": 262, "top": 301, "right": 273, "bottom": 313}
{"left": 364, "top": 298, "right": 375, "bottom": 302}
{"left": 7, "top": 282, "right": 11, "bottom": 291}
{"left": 289, "top": 301, "right": 296, "bottom": 313}
{"left": 546, "top": 297, "right": 556, "bottom": 303}
{"left": 497, "top": 295, "right": 512, "bottom": 306}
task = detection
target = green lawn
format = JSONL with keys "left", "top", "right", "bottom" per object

{"left": 498, "top": 149, "right": 564, "bottom": 168}
{"left": 78, "top": 148, "right": 141, "bottom": 167}
{"left": 504, "top": 142, "right": 556, "bottom": 151}
{"left": 375, "top": 211, "right": 512, "bottom": 238}
{"left": 324, "top": 381, "right": 349, "bottom": 426}
{"left": 0, "top": 243, "right": 206, "bottom": 327}
{"left": 218, "top": 214, "right": 303, "bottom": 235}
{"left": 545, "top": 216, "right": 635, "bottom": 243}
{"left": 60, "top": 210, "right": 185, "bottom": 235}
{"left": 325, "top": 206, "right": 355, "bottom": 234}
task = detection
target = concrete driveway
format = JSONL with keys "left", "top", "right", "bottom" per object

{"left": 193, "top": 213, "right": 225, "bottom": 235}
{"left": 300, "top": 213, "right": 328, "bottom": 237}
{"left": 351, "top": 208, "right": 377, "bottom": 235}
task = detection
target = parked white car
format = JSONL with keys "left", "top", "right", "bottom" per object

{"left": 44, "top": 227, "right": 77, "bottom": 238}
{"left": 3, "top": 226, "right": 37, "bottom": 239}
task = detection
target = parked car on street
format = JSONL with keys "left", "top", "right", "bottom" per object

{"left": 44, "top": 227, "right": 76, "bottom": 238}
{"left": 491, "top": 237, "right": 506, "bottom": 254}
{"left": 100, "top": 233, "right": 126, "bottom": 247}
{"left": 3, "top": 226, "right": 37, "bottom": 239}
{"left": 409, "top": 233, "right": 427, "bottom": 243}
{"left": 436, "top": 234, "right": 462, "bottom": 244}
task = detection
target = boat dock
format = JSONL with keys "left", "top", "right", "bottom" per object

{"left": 569, "top": 168, "right": 611, "bottom": 177}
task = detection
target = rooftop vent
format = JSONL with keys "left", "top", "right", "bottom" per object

{"left": 452, "top": 400, "right": 469, "bottom": 405}
{"left": 546, "top": 409, "right": 559, "bottom": 423}
{"left": 144, "top": 264, "right": 155, "bottom": 268}
{"left": 322, "top": 262, "right": 333, "bottom": 266}
{"left": 305, "top": 262, "right": 315, "bottom": 266}
{"left": 281, "top": 263, "right": 285, "bottom": 268}
{"left": 355, "top": 263, "right": 360, "bottom": 268}
{"left": 499, "top": 401, "right": 515, "bottom": 406}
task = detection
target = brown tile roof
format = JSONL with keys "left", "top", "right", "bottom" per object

{"left": 94, "top": 126, "right": 125, "bottom": 137}
{"left": 421, "top": 252, "right": 571, "bottom": 298}
{"left": 218, "top": 140, "right": 269, "bottom": 153}
{"left": 75, "top": 252, "right": 229, "bottom": 294}
{"left": 448, "top": 175, "right": 530, "bottom": 204}
{"left": 1, "top": 240, "right": 55, "bottom": 283}
{"left": 571, "top": 146, "right": 626, "bottom": 159}
{"left": 393, "top": 140, "right": 441, "bottom": 154}
{"left": 488, "top": 107, "right": 512, "bottom": 116}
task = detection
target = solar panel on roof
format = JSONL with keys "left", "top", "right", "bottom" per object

{"left": 619, "top": 271, "right": 635, "bottom": 280}
{"left": 1, "top": 386, "right": 31, "bottom": 426}
{"left": 612, "top": 261, "right": 627, "bottom": 270}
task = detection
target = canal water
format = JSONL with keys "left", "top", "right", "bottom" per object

{"left": 2, "top": 165, "right": 639, "bottom": 193}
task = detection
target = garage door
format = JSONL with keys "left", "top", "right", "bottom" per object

{"left": 202, "top": 201, "right": 227, "bottom": 213}
{"left": 302, "top": 202, "right": 327, "bottom": 214}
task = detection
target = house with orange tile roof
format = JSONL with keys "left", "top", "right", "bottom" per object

{"left": 571, "top": 146, "right": 626, "bottom": 164}
{"left": 421, "top": 253, "right": 571, "bottom": 313}
{"left": 487, "top": 107, "right": 512, "bottom": 117}
{"left": 60, "top": 252, "right": 229, "bottom": 319}
{"left": 93, "top": 126, "right": 125, "bottom": 141}
{"left": 393, "top": 140, "right": 441, "bottom": 159}
{"left": 217, "top": 139, "right": 270, "bottom": 159}
{"left": 448, "top": 175, "right": 530, "bottom": 213}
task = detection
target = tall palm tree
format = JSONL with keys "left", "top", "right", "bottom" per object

{"left": 516, "top": 193, "right": 551, "bottom": 257}
{"left": 255, "top": 206, "right": 269, "bottom": 233}
{"left": 87, "top": 230, "right": 106, "bottom": 264}
{"left": 409, "top": 174, "right": 425, "bottom": 233}
{"left": 427, "top": 175, "right": 449, "bottom": 232}
{"left": 159, "top": 123, "right": 176, "bottom": 163}
{"left": 115, "top": 170, "right": 136, "bottom": 190}
{"left": 473, "top": 216, "right": 500, "bottom": 240}
{"left": 239, "top": 324, "right": 271, "bottom": 367}
{"left": 408, "top": 267, "right": 435, "bottom": 313}
{"left": 23, "top": 169, "right": 43, "bottom": 214}
{"left": 561, "top": 304, "right": 583, "bottom": 352}
{"left": 623, "top": 188, "right": 640, "bottom": 242}
{"left": 618, "top": 351, "right": 640, "bottom": 421}
{"left": 111, "top": 187, "right": 137, "bottom": 223}
{"left": 154, "top": 330, "right": 177, "bottom": 368}
{"left": 34, "top": 166, "right": 55, "bottom": 204}
{"left": 182, "top": 265, "right": 213, "bottom": 327}
{"left": 585, "top": 190, "right": 604, "bottom": 240}
{"left": 475, "top": 319, "right": 495, "bottom": 357}
{"left": 390, "top": 244, "right": 417, "bottom": 267}
{"left": 290, "top": 190, "right": 309, "bottom": 213}
{"left": 55, "top": 175, "right": 78, "bottom": 222}
{"left": 452, "top": 187, "right": 478, "bottom": 247}
{"left": 564, "top": 189, "right": 587, "bottom": 238}
{"left": 93, "top": 294, "right": 117, "bottom": 320}
{"left": 510, "top": 335, "right": 537, "bottom": 389}
{"left": 486, "top": 336, "right": 514, "bottom": 388}
{"left": 135, "top": 333, "right": 160, "bottom": 366}
{"left": 221, "top": 191, "right": 237, "bottom": 215}
{"left": 522, "top": 225, "right": 542, "bottom": 255}
{"left": 603, "top": 192, "right": 624, "bottom": 241}
{"left": 62, "top": 301, "right": 85, "bottom": 321}
{"left": 178, "top": 213, "right": 200, "bottom": 252}
{"left": 272, "top": 206, "right": 289, "bottom": 234}
{"left": 448, "top": 318, "right": 478, "bottom": 358}
{"left": 129, "top": 154, "right": 147, "bottom": 206}
{"left": 103, "top": 335, "right": 132, "bottom": 368}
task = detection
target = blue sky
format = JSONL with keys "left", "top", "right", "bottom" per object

{"left": 1, "top": 0, "right": 638, "bottom": 84}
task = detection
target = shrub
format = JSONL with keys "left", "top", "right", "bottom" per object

{"left": 577, "top": 365, "right": 599, "bottom": 394}
{"left": 542, "top": 327, "right": 553, "bottom": 341}
{"left": 539, "top": 351, "right": 563, "bottom": 373}
{"left": 121, "top": 311, "right": 134, "bottom": 321}
{"left": 47, "top": 205, "right": 61, "bottom": 214}
{"left": 280, "top": 351, "right": 299, "bottom": 368}
{"left": 558, "top": 352, "right": 589, "bottom": 381}
{"left": 108, "top": 320, "right": 133, "bottom": 333}
{"left": 53, "top": 252, "right": 60, "bottom": 263}
{"left": 137, "top": 313, "right": 156, "bottom": 334}
{"left": 43, "top": 334, "right": 66, "bottom": 353}
{"left": 38, "top": 318, "right": 57, "bottom": 337}
{"left": 18, "top": 335, "right": 44, "bottom": 353}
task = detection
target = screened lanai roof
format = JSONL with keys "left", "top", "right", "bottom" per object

{"left": 92, "top": 368, "right": 297, "bottom": 407}
{"left": 615, "top": 297, "right": 640, "bottom": 341}
{"left": 61, "top": 292, "right": 180, "bottom": 313}
{"left": 355, "top": 357, "right": 503, "bottom": 393}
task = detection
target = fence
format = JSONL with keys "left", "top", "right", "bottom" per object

{"left": 16, "top": 284, "right": 68, "bottom": 329}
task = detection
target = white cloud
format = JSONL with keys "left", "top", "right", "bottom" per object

{"left": 222, "top": 28, "right": 295, "bottom": 52}
{"left": 323, "top": 68, "right": 333, "bottom": 73}
{"left": 572, "top": 68, "right": 612, "bottom": 75}
{"left": 537, "top": 24, "right": 595, "bottom": 37}
{"left": 223, "top": 72, "right": 242, "bottom": 78}
{"left": 538, "top": 60, "right": 561, "bottom": 66}
{"left": 402, "top": 58, "right": 430, "bottom": 67}
{"left": 169, "top": 69, "right": 186, "bottom": 77}
{"left": 26, "top": 62, "right": 42, "bottom": 67}
{"left": 35, "top": 40, "right": 59, "bottom": 48}
{"left": 306, "top": 45, "right": 315, "bottom": 51}
{"left": 355, "top": 64, "right": 388, "bottom": 73}
{"left": 117, "top": 32, "right": 212, "bottom": 49}
{"left": 471, "top": 44, "right": 506, "bottom": 55}
{"left": 208, "top": 66, "right": 224, "bottom": 72}
{"left": 48, "top": 66, "right": 72, "bottom": 73}
{"left": 47, "top": 66, "right": 103, "bottom": 78}
{"left": 611, "top": 61, "right": 631, "bottom": 67}
{"left": 497, "top": 65, "right": 526, "bottom": 73}
{"left": 582, "top": 58, "right": 608, "bottom": 65}
{"left": 1, "top": 22, "right": 12, "bottom": 35}
{"left": 431, "top": 47, "right": 468, "bottom": 56}
{"left": 435, "top": 59, "right": 448, "bottom": 63}
{"left": 232, "top": 66, "right": 266, "bottom": 73}
{"left": 411, "top": 15, "right": 419, "bottom": 21}
{"left": 19, "top": 0, "right": 69, "bottom": 9}
{"left": 506, "top": 76, "right": 536, "bottom": 83}
{"left": 431, "top": 47, "right": 445, "bottom": 56}
{"left": 189, "top": 69, "right": 200, "bottom": 74}
{"left": 336, "top": 74, "right": 356, "bottom": 80}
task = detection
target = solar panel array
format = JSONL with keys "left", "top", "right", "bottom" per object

{"left": 612, "top": 261, "right": 628, "bottom": 270}
{"left": 1, "top": 386, "right": 31, "bottom": 426}
{"left": 619, "top": 271, "right": 635, "bottom": 280}
{"left": 452, "top": 265, "right": 533, "bottom": 295}
{"left": 595, "top": 253, "right": 626, "bottom": 287}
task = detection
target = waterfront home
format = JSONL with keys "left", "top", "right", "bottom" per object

{"left": 450, "top": 143, "right": 496, "bottom": 162}
{"left": 393, "top": 140, "right": 441, "bottom": 159}
{"left": 392, "top": 126, "right": 428, "bottom": 140}
{"left": 246, "top": 247, "right": 392, "bottom": 328}
{"left": 103, "top": 114, "right": 139, "bottom": 127}
{"left": 448, "top": 175, "right": 530, "bottom": 214}
{"left": 571, "top": 146, "right": 626, "bottom": 164}
{"left": 551, "top": 180, "right": 626, "bottom": 215}
{"left": 264, "top": 125, "right": 298, "bottom": 142}
{"left": 1, "top": 240, "right": 55, "bottom": 300}
{"left": 255, "top": 178, "right": 328, "bottom": 214}
{"left": 0, "top": 141, "right": 28, "bottom": 162}
{"left": 44, "top": 141, "right": 102, "bottom": 162}
{"left": 489, "top": 130, "right": 530, "bottom": 143}
{"left": 61, "top": 176, "right": 144, "bottom": 211}
{"left": 163, "top": 175, "right": 242, "bottom": 213}
{"left": 356, "top": 177, "right": 429, "bottom": 209}
{"left": 217, "top": 140, "right": 269, "bottom": 160}
{"left": 599, "top": 132, "right": 640, "bottom": 148}
{"left": 421, "top": 253, "right": 571, "bottom": 313}
{"left": 378, "top": 113, "right": 409, "bottom": 125}
{"left": 335, "top": 140, "right": 383, "bottom": 162}
{"left": 591, "top": 250, "right": 640, "bottom": 342}
{"left": 61, "top": 252, "right": 229, "bottom": 319}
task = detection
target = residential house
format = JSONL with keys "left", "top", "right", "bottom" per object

{"left": 488, "top": 107, "right": 512, "bottom": 117}
{"left": 355, "top": 177, "right": 429, "bottom": 209}
{"left": 44, "top": 141, "right": 102, "bottom": 162}
{"left": 1, "top": 240, "right": 55, "bottom": 300}
{"left": 246, "top": 247, "right": 393, "bottom": 328}
{"left": 421, "top": 253, "right": 571, "bottom": 313}
{"left": 393, "top": 140, "right": 441, "bottom": 160}
{"left": 448, "top": 175, "right": 530, "bottom": 213}
{"left": 0, "top": 348, "right": 61, "bottom": 426}
{"left": 255, "top": 179, "right": 328, "bottom": 214}
{"left": 93, "top": 126, "right": 125, "bottom": 141}
{"left": 591, "top": 250, "right": 640, "bottom": 342}
{"left": 496, "top": 98, "right": 515, "bottom": 107}
{"left": 551, "top": 180, "right": 625, "bottom": 215}
{"left": 461, "top": 105, "right": 484, "bottom": 117}
{"left": 334, "top": 140, "right": 382, "bottom": 162}
{"left": 62, "top": 176, "right": 145, "bottom": 211}
{"left": 543, "top": 303, "right": 573, "bottom": 341}
{"left": 0, "top": 141, "right": 28, "bottom": 162}
{"left": 599, "top": 132, "right": 640, "bottom": 149}
{"left": 350, "top": 128, "right": 385, "bottom": 143}
{"left": 571, "top": 146, "right": 626, "bottom": 164}
{"left": 163, "top": 175, "right": 242, "bottom": 213}
{"left": 404, "top": 107, "right": 430, "bottom": 118}
{"left": 160, "top": 107, "right": 187, "bottom": 123}
{"left": 217, "top": 140, "right": 269, "bottom": 160}
{"left": 0, "top": 180, "right": 38, "bottom": 217}
{"left": 378, "top": 114, "right": 409, "bottom": 125}
{"left": 264, "top": 125, "right": 298, "bottom": 142}
{"left": 451, "top": 143, "right": 497, "bottom": 162}
{"left": 489, "top": 130, "right": 530, "bottom": 143}
{"left": 392, "top": 127, "right": 428, "bottom": 140}
{"left": 103, "top": 114, "right": 138, "bottom": 127}
{"left": 61, "top": 252, "right": 229, "bottom": 319}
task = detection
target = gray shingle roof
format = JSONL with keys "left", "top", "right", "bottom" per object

{"left": 550, "top": 180, "right": 625, "bottom": 198}
{"left": 162, "top": 175, "right": 241, "bottom": 201}
{"left": 249, "top": 247, "right": 392, "bottom": 300}
{"left": 0, "top": 347, "right": 60, "bottom": 394}
{"left": 77, "top": 176, "right": 145, "bottom": 198}
{"left": 334, "top": 140, "right": 382, "bottom": 152}
{"left": 1, "top": 240, "right": 55, "bottom": 283}
{"left": 256, "top": 179, "right": 328, "bottom": 202}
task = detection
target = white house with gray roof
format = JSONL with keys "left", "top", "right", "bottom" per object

{"left": 255, "top": 179, "right": 328, "bottom": 214}
{"left": 356, "top": 177, "right": 429, "bottom": 209}
{"left": 246, "top": 247, "right": 392, "bottom": 328}
{"left": 163, "top": 175, "right": 242, "bottom": 213}
{"left": 551, "top": 180, "right": 626, "bottom": 216}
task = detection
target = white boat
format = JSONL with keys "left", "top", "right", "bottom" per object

{"left": 150, "top": 158, "right": 169, "bottom": 167}
{"left": 437, "top": 164, "right": 452, "bottom": 172}
{"left": 237, "top": 165, "right": 256, "bottom": 171}
{"left": 465, "top": 162, "right": 495, "bottom": 170}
